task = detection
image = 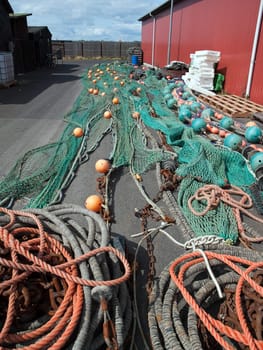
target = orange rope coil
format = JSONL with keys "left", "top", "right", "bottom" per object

{"left": 169, "top": 249, "right": 263, "bottom": 350}
{"left": 0, "top": 206, "right": 131, "bottom": 349}
{"left": 148, "top": 244, "right": 263, "bottom": 349}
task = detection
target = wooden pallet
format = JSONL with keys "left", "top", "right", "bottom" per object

{"left": 197, "top": 94, "right": 263, "bottom": 118}
{"left": 0, "top": 80, "right": 17, "bottom": 89}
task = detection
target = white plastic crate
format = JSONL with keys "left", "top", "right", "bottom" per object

{"left": 194, "top": 50, "right": 221, "bottom": 57}
{"left": 0, "top": 51, "right": 14, "bottom": 84}
{"left": 192, "top": 77, "right": 214, "bottom": 85}
{"left": 189, "top": 67, "right": 215, "bottom": 77}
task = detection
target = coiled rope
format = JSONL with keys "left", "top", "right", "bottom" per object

{"left": 148, "top": 244, "right": 263, "bottom": 350}
{"left": 0, "top": 204, "right": 132, "bottom": 349}
{"left": 188, "top": 184, "right": 263, "bottom": 243}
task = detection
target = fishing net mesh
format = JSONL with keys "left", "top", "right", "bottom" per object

{"left": 0, "top": 62, "right": 259, "bottom": 242}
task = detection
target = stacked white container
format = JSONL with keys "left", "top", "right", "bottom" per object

{"left": 183, "top": 50, "right": 220, "bottom": 91}
{"left": 0, "top": 52, "right": 15, "bottom": 85}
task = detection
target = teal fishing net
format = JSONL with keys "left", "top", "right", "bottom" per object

{"left": 0, "top": 62, "right": 259, "bottom": 243}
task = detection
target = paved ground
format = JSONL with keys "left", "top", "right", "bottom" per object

{"left": 0, "top": 61, "right": 86, "bottom": 176}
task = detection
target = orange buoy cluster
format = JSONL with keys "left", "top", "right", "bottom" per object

{"left": 84, "top": 65, "right": 132, "bottom": 213}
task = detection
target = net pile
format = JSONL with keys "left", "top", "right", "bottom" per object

{"left": 0, "top": 62, "right": 260, "bottom": 243}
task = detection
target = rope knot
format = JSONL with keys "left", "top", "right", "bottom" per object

{"left": 188, "top": 184, "right": 263, "bottom": 243}
{"left": 188, "top": 184, "right": 253, "bottom": 216}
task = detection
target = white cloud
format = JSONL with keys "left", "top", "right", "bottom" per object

{"left": 10, "top": 0, "right": 162, "bottom": 41}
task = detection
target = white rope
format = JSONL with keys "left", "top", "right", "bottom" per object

{"left": 133, "top": 226, "right": 225, "bottom": 299}
{"left": 160, "top": 230, "right": 224, "bottom": 299}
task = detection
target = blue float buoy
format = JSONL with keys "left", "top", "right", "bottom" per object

{"left": 224, "top": 134, "right": 242, "bottom": 150}
{"left": 178, "top": 108, "right": 192, "bottom": 122}
{"left": 190, "top": 101, "right": 202, "bottom": 113}
{"left": 219, "top": 117, "right": 234, "bottom": 130}
{"left": 250, "top": 152, "right": 263, "bottom": 171}
{"left": 201, "top": 108, "right": 214, "bottom": 119}
{"left": 245, "top": 126, "right": 262, "bottom": 143}
{"left": 191, "top": 118, "right": 206, "bottom": 133}
{"left": 182, "top": 91, "right": 191, "bottom": 100}
{"left": 167, "top": 98, "right": 176, "bottom": 109}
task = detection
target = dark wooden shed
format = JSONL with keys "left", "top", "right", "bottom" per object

{"left": 0, "top": 0, "right": 13, "bottom": 51}
{"left": 28, "top": 26, "right": 52, "bottom": 66}
{"left": 9, "top": 13, "right": 33, "bottom": 73}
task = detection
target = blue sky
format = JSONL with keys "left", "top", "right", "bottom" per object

{"left": 10, "top": 1, "right": 162, "bottom": 41}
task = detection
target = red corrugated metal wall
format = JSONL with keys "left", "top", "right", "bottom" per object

{"left": 249, "top": 13, "right": 263, "bottom": 104}
{"left": 141, "top": 0, "right": 263, "bottom": 104}
{"left": 154, "top": 8, "right": 170, "bottom": 67}
{"left": 141, "top": 18, "right": 153, "bottom": 65}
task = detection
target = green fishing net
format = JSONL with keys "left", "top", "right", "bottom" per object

{"left": 0, "top": 62, "right": 171, "bottom": 209}
{"left": 0, "top": 62, "right": 259, "bottom": 243}
{"left": 176, "top": 139, "right": 255, "bottom": 242}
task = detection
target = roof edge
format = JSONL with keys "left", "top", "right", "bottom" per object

{"left": 9, "top": 13, "right": 32, "bottom": 18}
{"left": 138, "top": 1, "right": 170, "bottom": 21}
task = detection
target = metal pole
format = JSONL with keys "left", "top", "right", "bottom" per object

{"left": 167, "top": 0, "right": 174, "bottom": 65}
{"left": 150, "top": 12, "right": 156, "bottom": 67}
{"left": 245, "top": 0, "right": 263, "bottom": 98}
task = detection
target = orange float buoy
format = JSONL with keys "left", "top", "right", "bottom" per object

{"left": 245, "top": 121, "right": 257, "bottom": 127}
{"left": 95, "top": 159, "right": 111, "bottom": 174}
{"left": 93, "top": 89, "right": 99, "bottom": 95}
{"left": 112, "top": 97, "right": 119, "bottom": 105}
{"left": 219, "top": 130, "right": 226, "bottom": 138}
{"left": 132, "top": 111, "right": 140, "bottom": 119}
{"left": 206, "top": 124, "right": 213, "bottom": 132}
{"left": 241, "top": 139, "right": 247, "bottom": 148}
{"left": 85, "top": 195, "right": 103, "bottom": 212}
{"left": 103, "top": 110, "right": 112, "bottom": 119}
{"left": 73, "top": 127, "right": 84, "bottom": 137}
{"left": 211, "top": 126, "right": 219, "bottom": 134}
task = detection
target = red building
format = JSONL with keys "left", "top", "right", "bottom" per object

{"left": 139, "top": 0, "right": 263, "bottom": 104}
